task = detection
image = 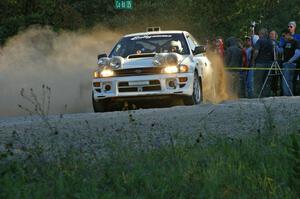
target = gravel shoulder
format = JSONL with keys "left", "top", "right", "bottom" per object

{"left": 0, "top": 96, "right": 300, "bottom": 159}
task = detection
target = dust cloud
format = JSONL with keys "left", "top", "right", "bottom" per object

{"left": 0, "top": 25, "right": 121, "bottom": 117}
{"left": 202, "top": 52, "right": 236, "bottom": 103}
{"left": 0, "top": 25, "right": 234, "bottom": 117}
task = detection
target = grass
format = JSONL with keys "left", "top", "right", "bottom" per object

{"left": 0, "top": 132, "right": 300, "bottom": 199}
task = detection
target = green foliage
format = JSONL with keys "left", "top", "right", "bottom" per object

{"left": 288, "top": 133, "right": 300, "bottom": 197}
{"left": 0, "top": 133, "right": 299, "bottom": 198}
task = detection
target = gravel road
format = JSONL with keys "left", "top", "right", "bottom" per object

{"left": 0, "top": 96, "right": 300, "bottom": 160}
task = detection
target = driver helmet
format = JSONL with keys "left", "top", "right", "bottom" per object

{"left": 169, "top": 40, "right": 183, "bottom": 53}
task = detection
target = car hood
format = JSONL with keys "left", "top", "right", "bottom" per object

{"left": 123, "top": 57, "right": 156, "bottom": 69}
{"left": 121, "top": 53, "right": 189, "bottom": 69}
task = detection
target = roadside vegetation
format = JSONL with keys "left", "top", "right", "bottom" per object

{"left": 0, "top": 130, "right": 300, "bottom": 198}
{"left": 1, "top": 87, "right": 300, "bottom": 198}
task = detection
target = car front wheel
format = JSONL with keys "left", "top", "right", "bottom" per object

{"left": 92, "top": 93, "right": 106, "bottom": 112}
{"left": 183, "top": 72, "right": 202, "bottom": 105}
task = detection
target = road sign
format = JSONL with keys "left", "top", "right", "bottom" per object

{"left": 115, "top": 0, "right": 133, "bottom": 10}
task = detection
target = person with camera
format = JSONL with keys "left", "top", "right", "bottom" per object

{"left": 251, "top": 28, "right": 274, "bottom": 97}
{"left": 281, "top": 30, "right": 300, "bottom": 96}
{"left": 279, "top": 21, "right": 300, "bottom": 95}
{"left": 279, "top": 21, "right": 300, "bottom": 46}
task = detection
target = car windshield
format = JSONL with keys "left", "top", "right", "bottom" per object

{"left": 109, "top": 33, "right": 189, "bottom": 58}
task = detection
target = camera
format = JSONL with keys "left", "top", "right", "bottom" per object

{"left": 249, "top": 21, "right": 257, "bottom": 33}
{"left": 250, "top": 21, "right": 256, "bottom": 28}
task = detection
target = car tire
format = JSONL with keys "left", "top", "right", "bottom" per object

{"left": 183, "top": 72, "right": 202, "bottom": 105}
{"left": 92, "top": 93, "right": 106, "bottom": 112}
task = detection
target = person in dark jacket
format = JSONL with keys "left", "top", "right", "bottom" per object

{"left": 251, "top": 28, "right": 274, "bottom": 97}
{"left": 225, "top": 37, "right": 244, "bottom": 97}
{"left": 281, "top": 30, "right": 300, "bottom": 96}
{"left": 269, "top": 30, "right": 281, "bottom": 96}
{"left": 225, "top": 37, "right": 243, "bottom": 67}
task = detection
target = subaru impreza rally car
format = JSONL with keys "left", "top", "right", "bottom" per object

{"left": 92, "top": 28, "right": 211, "bottom": 112}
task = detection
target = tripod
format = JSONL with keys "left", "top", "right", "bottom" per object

{"left": 258, "top": 44, "right": 293, "bottom": 98}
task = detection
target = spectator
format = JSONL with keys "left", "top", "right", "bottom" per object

{"left": 210, "top": 38, "right": 217, "bottom": 52}
{"left": 269, "top": 30, "right": 280, "bottom": 53}
{"left": 205, "top": 38, "right": 216, "bottom": 52}
{"left": 244, "top": 36, "right": 254, "bottom": 97}
{"left": 281, "top": 30, "right": 300, "bottom": 96}
{"left": 279, "top": 21, "right": 300, "bottom": 95}
{"left": 238, "top": 38, "right": 247, "bottom": 97}
{"left": 215, "top": 37, "right": 225, "bottom": 58}
{"left": 225, "top": 37, "right": 243, "bottom": 97}
{"left": 249, "top": 23, "right": 259, "bottom": 46}
{"left": 251, "top": 28, "right": 274, "bottom": 97}
{"left": 269, "top": 30, "right": 281, "bottom": 95}
{"left": 251, "top": 34, "right": 259, "bottom": 46}
{"left": 225, "top": 37, "right": 243, "bottom": 67}
{"left": 244, "top": 37, "right": 253, "bottom": 66}
{"left": 279, "top": 21, "right": 300, "bottom": 47}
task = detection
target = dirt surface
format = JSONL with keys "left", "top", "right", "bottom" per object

{"left": 0, "top": 97, "right": 300, "bottom": 159}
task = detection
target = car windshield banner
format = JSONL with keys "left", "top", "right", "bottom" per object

{"left": 131, "top": 35, "right": 172, "bottom": 41}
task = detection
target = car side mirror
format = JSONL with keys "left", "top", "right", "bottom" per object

{"left": 193, "top": 46, "right": 206, "bottom": 55}
{"left": 97, "top": 53, "right": 108, "bottom": 60}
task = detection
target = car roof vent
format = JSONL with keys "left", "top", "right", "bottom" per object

{"left": 146, "top": 27, "right": 161, "bottom": 32}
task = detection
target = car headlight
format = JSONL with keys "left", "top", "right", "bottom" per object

{"left": 93, "top": 69, "right": 115, "bottom": 78}
{"left": 94, "top": 71, "right": 101, "bottom": 78}
{"left": 100, "top": 69, "right": 115, "bottom": 77}
{"left": 161, "top": 64, "right": 189, "bottom": 74}
{"left": 161, "top": 66, "right": 179, "bottom": 73}
{"left": 179, "top": 64, "right": 189, "bottom": 73}
{"left": 110, "top": 56, "right": 124, "bottom": 69}
{"left": 98, "top": 57, "right": 110, "bottom": 67}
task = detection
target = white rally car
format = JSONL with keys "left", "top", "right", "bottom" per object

{"left": 92, "top": 28, "right": 211, "bottom": 112}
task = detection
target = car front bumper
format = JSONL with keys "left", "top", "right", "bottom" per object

{"left": 92, "top": 73, "right": 194, "bottom": 101}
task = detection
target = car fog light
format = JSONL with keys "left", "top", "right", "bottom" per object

{"left": 179, "top": 77, "right": 188, "bottom": 82}
{"left": 166, "top": 78, "right": 177, "bottom": 89}
{"left": 93, "top": 82, "right": 101, "bottom": 87}
{"left": 104, "top": 84, "right": 112, "bottom": 91}
{"left": 168, "top": 80, "right": 176, "bottom": 88}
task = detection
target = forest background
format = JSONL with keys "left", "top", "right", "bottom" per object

{"left": 1, "top": 0, "right": 300, "bottom": 45}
